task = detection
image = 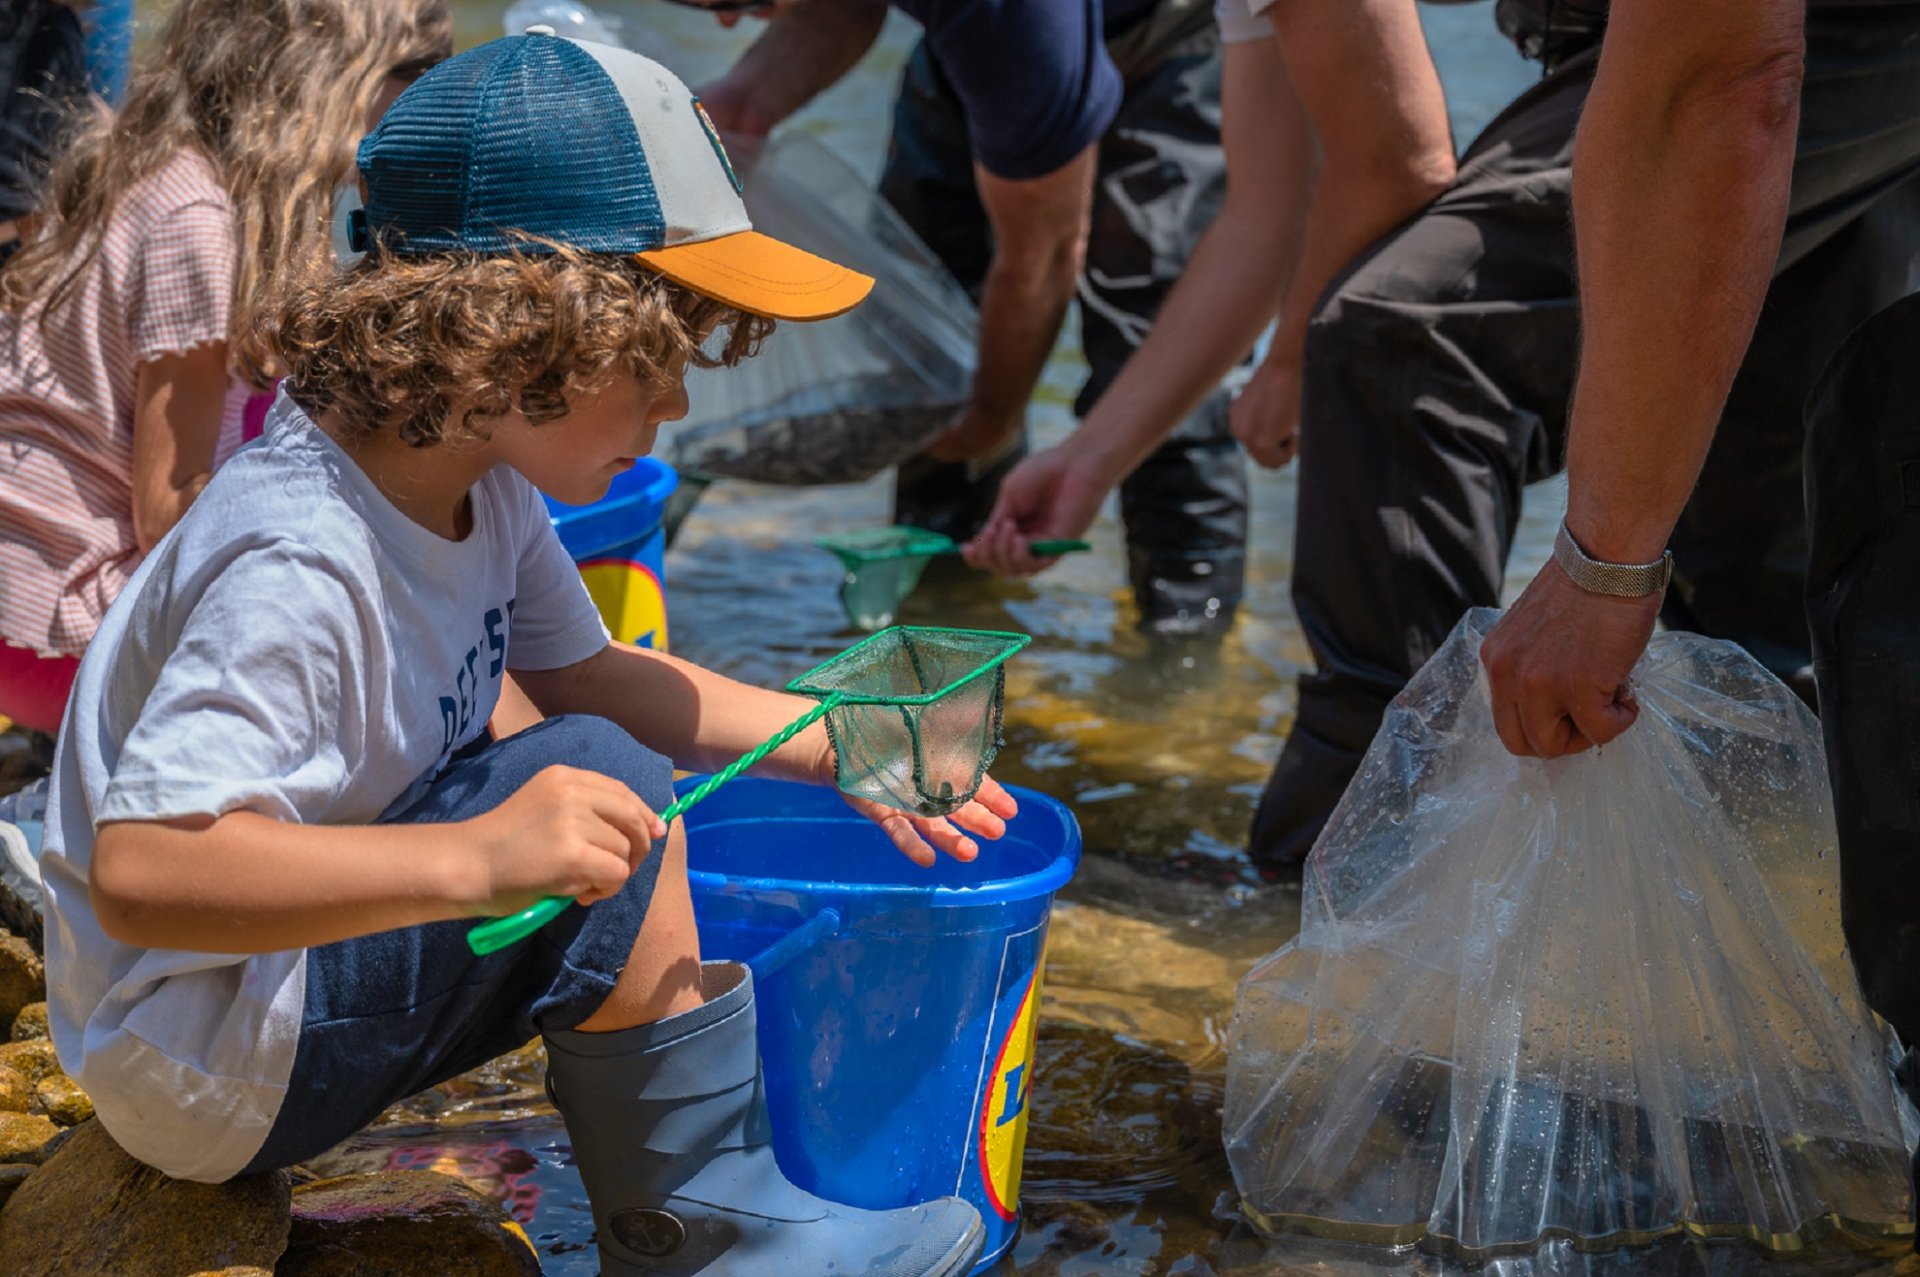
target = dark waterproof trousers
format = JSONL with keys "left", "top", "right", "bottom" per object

{"left": 1254, "top": 7, "right": 1920, "bottom": 867}
{"left": 878, "top": 12, "right": 1249, "bottom": 637}
{"left": 1806, "top": 291, "right": 1920, "bottom": 1055}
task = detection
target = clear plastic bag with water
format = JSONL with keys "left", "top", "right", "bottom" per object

{"left": 661, "top": 131, "right": 977, "bottom": 487}
{"left": 503, "top": 0, "right": 627, "bottom": 42}
{"left": 1224, "top": 609, "right": 1915, "bottom": 1258}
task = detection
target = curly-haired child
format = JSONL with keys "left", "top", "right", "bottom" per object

{"left": 39, "top": 31, "right": 1005, "bottom": 1277}
{"left": 0, "top": 0, "right": 452, "bottom": 738}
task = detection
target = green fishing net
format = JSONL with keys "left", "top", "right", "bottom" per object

{"left": 816, "top": 527, "right": 1090, "bottom": 631}
{"left": 788, "top": 625, "right": 1030, "bottom": 816}
{"left": 817, "top": 527, "right": 956, "bottom": 630}
{"left": 469, "top": 623, "right": 1032, "bottom": 955}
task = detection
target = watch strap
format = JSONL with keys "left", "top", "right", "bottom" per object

{"left": 1552, "top": 522, "right": 1672, "bottom": 598}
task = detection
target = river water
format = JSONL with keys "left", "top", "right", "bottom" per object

{"left": 314, "top": 6, "right": 1916, "bottom": 1275}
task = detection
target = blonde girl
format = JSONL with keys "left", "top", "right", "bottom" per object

{"left": 0, "top": 0, "right": 451, "bottom": 736}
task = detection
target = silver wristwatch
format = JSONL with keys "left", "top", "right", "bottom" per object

{"left": 1552, "top": 521, "right": 1672, "bottom": 598}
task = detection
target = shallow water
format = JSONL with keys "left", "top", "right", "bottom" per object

{"left": 333, "top": 5, "right": 1913, "bottom": 1274}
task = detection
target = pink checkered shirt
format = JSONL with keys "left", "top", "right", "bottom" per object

{"left": 0, "top": 149, "right": 253, "bottom": 658}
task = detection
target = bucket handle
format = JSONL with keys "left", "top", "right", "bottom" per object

{"left": 749, "top": 906, "right": 841, "bottom": 981}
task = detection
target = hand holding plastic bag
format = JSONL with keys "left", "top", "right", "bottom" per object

{"left": 1225, "top": 610, "right": 1914, "bottom": 1257}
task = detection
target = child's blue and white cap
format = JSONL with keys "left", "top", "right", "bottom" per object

{"left": 354, "top": 30, "right": 872, "bottom": 321}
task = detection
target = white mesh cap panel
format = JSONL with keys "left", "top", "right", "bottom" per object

{"left": 565, "top": 37, "right": 752, "bottom": 247}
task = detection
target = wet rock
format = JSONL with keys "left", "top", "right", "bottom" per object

{"left": 0, "top": 1065, "right": 29, "bottom": 1113}
{"left": 0, "top": 937, "right": 42, "bottom": 1026}
{"left": 0, "top": 1120, "right": 290, "bottom": 1276}
{"left": 29, "top": 1074, "right": 90, "bottom": 1126}
{"left": 10, "top": 1002, "right": 46, "bottom": 1042}
{"left": 0, "top": 1112, "right": 59, "bottom": 1163}
{"left": 277, "top": 1171, "right": 541, "bottom": 1277}
{"left": 0, "top": 1163, "right": 30, "bottom": 1213}
{"left": 29, "top": 1123, "right": 75, "bottom": 1165}
{"left": 0, "top": 1040, "right": 58, "bottom": 1083}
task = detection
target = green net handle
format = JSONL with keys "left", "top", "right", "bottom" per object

{"left": 1026, "top": 539, "right": 1090, "bottom": 557}
{"left": 465, "top": 693, "right": 844, "bottom": 956}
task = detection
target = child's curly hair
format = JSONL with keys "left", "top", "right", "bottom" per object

{"left": 264, "top": 243, "right": 775, "bottom": 447}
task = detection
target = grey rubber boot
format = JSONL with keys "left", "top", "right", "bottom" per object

{"left": 544, "top": 961, "right": 987, "bottom": 1277}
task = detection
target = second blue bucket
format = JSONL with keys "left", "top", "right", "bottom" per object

{"left": 545, "top": 458, "right": 677, "bottom": 651}
{"left": 682, "top": 776, "right": 1081, "bottom": 1272}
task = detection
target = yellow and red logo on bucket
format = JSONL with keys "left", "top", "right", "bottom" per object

{"left": 978, "top": 960, "right": 1045, "bottom": 1221}
{"left": 577, "top": 557, "right": 669, "bottom": 651}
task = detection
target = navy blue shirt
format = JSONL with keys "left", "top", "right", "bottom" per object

{"left": 893, "top": 0, "right": 1155, "bottom": 180}
{"left": 0, "top": 0, "right": 86, "bottom": 221}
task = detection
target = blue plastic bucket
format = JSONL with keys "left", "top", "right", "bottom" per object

{"left": 544, "top": 459, "right": 677, "bottom": 651}
{"left": 682, "top": 776, "right": 1081, "bottom": 1272}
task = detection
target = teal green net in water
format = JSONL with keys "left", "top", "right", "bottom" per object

{"left": 467, "top": 625, "right": 1030, "bottom": 955}
{"left": 817, "top": 526, "right": 1090, "bottom": 630}
{"left": 817, "top": 526, "right": 952, "bottom": 630}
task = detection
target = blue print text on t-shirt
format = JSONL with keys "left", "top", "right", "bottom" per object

{"left": 439, "top": 598, "right": 517, "bottom": 756}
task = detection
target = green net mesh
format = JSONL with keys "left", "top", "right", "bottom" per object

{"left": 788, "top": 626, "right": 1030, "bottom": 815}
{"left": 816, "top": 527, "right": 957, "bottom": 631}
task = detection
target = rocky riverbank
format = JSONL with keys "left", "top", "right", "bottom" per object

{"left": 0, "top": 927, "right": 547, "bottom": 1275}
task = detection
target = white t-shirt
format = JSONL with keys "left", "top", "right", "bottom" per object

{"left": 41, "top": 395, "right": 609, "bottom": 1182}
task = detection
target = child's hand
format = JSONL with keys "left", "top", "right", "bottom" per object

{"left": 841, "top": 776, "right": 1020, "bottom": 868}
{"left": 464, "top": 765, "right": 667, "bottom": 914}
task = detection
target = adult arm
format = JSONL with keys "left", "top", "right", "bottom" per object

{"left": 928, "top": 149, "right": 1097, "bottom": 464}
{"left": 962, "top": 40, "right": 1314, "bottom": 570}
{"left": 1480, "top": 0, "right": 1806, "bottom": 757}
{"left": 964, "top": 0, "right": 1453, "bottom": 573}
{"left": 130, "top": 344, "right": 228, "bottom": 551}
{"left": 693, "top": 0, "right": 890, "bottom": 139}
{"left": 1229, "top": 0, "right": 1454, "bottom": 468}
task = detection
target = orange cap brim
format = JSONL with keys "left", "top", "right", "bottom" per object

{"left": 636, "top": 230, "right": 873, "bottom": 322}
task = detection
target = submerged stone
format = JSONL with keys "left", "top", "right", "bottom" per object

{"left": 278, "top": 1171, "right": 541, "bottom": 1277}
{"left": 0, "top": 1120, "right": 290, "bottom": 1276}
{"left": 0, "top": 1163, "right": 30, "bottom": 1212}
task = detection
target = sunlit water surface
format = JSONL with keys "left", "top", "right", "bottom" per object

{"left": 319, "top": 6, "right": 1909, "bottom": 1275}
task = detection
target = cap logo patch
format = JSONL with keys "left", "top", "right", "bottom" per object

{"left": 690, "top": 97, "right": 743, "bottom": 195}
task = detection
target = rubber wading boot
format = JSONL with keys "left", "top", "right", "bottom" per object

{"left": 544, "top": 961, "right": 987, "bottom": 1277}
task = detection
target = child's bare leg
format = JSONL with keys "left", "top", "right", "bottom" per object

{"left": 570, "top": 820, "right": 704, "bottom": 1032}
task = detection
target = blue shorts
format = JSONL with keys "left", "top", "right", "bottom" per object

{"left": 240, "top": 714, "right": 673, "bottom": 1174}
